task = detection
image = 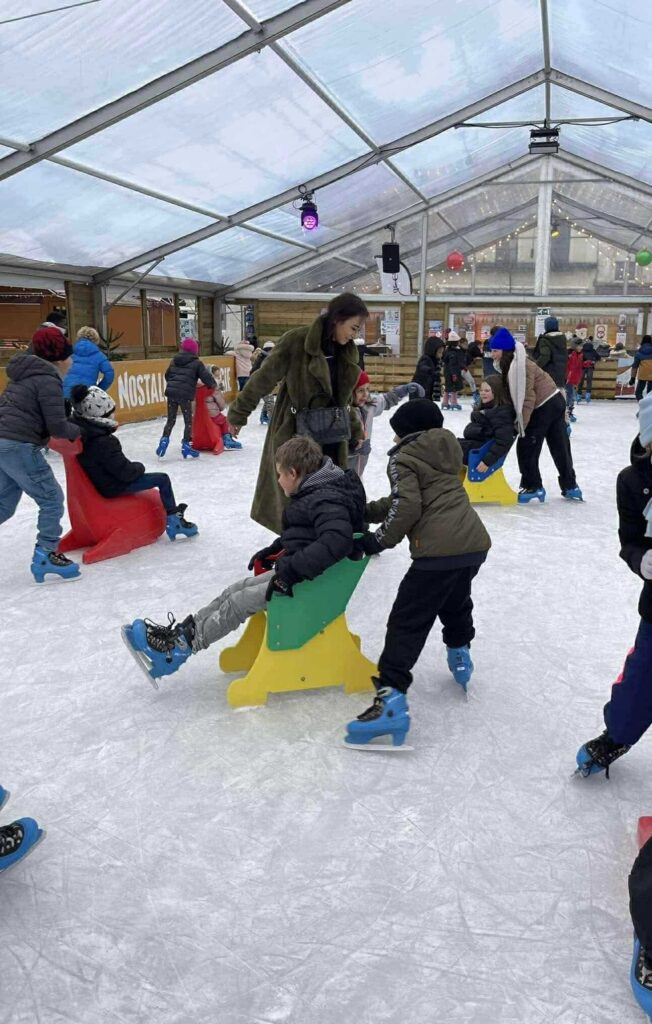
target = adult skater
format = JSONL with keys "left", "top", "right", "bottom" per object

{"left": 630, "top": 335, "right": 652, "bottom": 402}
{"left": 228, "top": 292, "right": 368, "bottom": 533}
{"left": 490, "top": 328, "right": 582, "bottom": 503}
{"left": 411, "top": 336, "right": 443, "bottom": 403}
{"left": 532, "top": 316, "right": 568, "bottom": 387}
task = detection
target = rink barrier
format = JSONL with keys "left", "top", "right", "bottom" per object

{"left": 219, "top": 550, "right": 376, "bottom": 707}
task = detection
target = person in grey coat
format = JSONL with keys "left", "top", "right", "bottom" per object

{"left": 0, "top": 327, "right": 81, "bottom": 582}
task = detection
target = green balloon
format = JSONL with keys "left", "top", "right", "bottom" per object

{"left": 636, "top": 249, "right": 652, "bottom": 267}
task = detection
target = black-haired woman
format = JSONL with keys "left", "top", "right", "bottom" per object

{"left": 228, "top": 292, "right": 369, "bottom": 531}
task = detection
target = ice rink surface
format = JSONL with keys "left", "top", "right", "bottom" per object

{"left": 1, "top": 397, "right": 649, "bottom": 1024}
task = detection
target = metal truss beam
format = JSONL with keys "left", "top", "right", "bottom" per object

{"left": 551, "top": 71, "right": 652, "bottom": 124}
{"left": 555, "top": 151, "right": 652, "bottom": 202}
{"left": 540, "top": 0, "right": 552, "bottom": 121}
{"left": 91, "top": 75, "right": 546, "bottom": 283}
{"left": 552, "top": 190, "right": 650, "bottom": 236}
{"left": 222, "top": 155, "right": 538, "bottom": 294}
{"left": 0, "top": 0, "right": 357, "bottom": 181}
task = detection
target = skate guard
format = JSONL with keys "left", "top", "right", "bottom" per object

{"left": 462, "top": 441, "right": 517, "bottom": 506}
{"left": 191, "top": 384, "right": 224, "bottom": 454}
{"left": 49, "top": 437, "right": 166, "bottom": 564}
{"left": 220, "top": 549, "right": 376, "bottom": 707}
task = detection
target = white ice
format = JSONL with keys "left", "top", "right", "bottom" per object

{"left": 1, "top": 398, "right": 649, "bottom": 1024}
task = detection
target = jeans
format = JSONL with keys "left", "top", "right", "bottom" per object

{"left": 163, "top": 399, "right": 193, "bottom": 442}
{"left": 122, "top": 472, "right": 176, "bottom": 513}
{"left": 192, "top": 571, "right": 271, "bottom": 651}
{"left": 578, "top": 366, "right": 594, "bottom": 395}
{"left": 0, "top": 438, "right": 65, "bottom": 550}
{"left": 378, "top": 563, "right": 480, "bottom": 693}
{"left": 516, "top": 392, "right": 577, "bottom": 492}
{"left": 237, "top": 376, "right": 249, "bottom": 391}
{"left": 604, "top": 620, "right": 652, "bottom": 746}
{"left": 565, "top": 383, "right": 576, "bottom": 412}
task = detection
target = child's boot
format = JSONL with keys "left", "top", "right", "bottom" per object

{"left": 442, "top": 393, "right": 450, "bottom": 411}
{"left": 471, "top": 391, "right": 481, "bottom": 409}
{"left": 156, "top": 435, "right": 169, "bottom": 458}
{"left": 562, "top": 486, "right": 583, "bottom": 501}
{"left": 166, "top": 504, "right": 198, "bottom": 540}
{"left": 451, "top": 393, "right": 462, "bottom": 411}
{"left": 446, "top": 645, "right": 474, "bottom": 691}
{"left": 222, "top": 433, "right": 242, "bottom": 450}
{"left": 585, "top": 391, "right": 592, "bottom": 403}
{"left": 31, "top": 547, "right": 80, "bottom": 584}
{"left": 0, "top": 818, "right": 45, "bottom": 873}
{"left": 181, "top": 439, "right": 200, "bottom": 459}
{"left": 121, "top": 613, "right": 196, "bottom": 686}
{"left": 345, "top": 680, "right": 410, "bottom": 749}
{"left": 576, "top": 729, "right": 630, "bottom": 778}
{"left": 630, "top": 937, "right": 652, "bottom": 1017}
{"left": 518, "top": 487, "right": 546, "bottom": 504}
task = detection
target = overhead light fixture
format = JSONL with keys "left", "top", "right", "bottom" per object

{"left": 551, "top": 220, "right": 560, "bottom": 238}
{"left": 295, "top": 186, "right": 319, "bottom": 231}
{"left": 529, "top": 125, "right": 559, "bottom": 155}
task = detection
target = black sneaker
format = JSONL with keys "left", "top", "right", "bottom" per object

{"left": 576, "top": 730, "right": 631, "bottom": 778}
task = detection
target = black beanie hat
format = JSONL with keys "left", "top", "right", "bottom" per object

{"left": 390, "top": 398, "right": 444, "bottom": 438}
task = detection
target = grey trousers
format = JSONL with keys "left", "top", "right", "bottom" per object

{"left": 192, "top": 571, "right": 272, "bottom": 651}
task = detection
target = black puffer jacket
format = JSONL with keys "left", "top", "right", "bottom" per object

{"left": 73, "top": 415, "right": 145, "bottom": 498}
{"left": 533, "top": 331, "right": 568, "bottom": 387}
{"left": 0, "top": 353, "right": 79, "bottom": 445}
{"left": 442, "top": 347, "right": 466, "bottom": 390}
{"left": 273, "top": 458, "right": 366, "bottom": 587}
{"left": 617, "top": 439, "right": 652, "bottom": 624}
{"left": 412, "top": 353, "right": 441, "bottom": 402}
{"left": 164, "top": 353, "right": 214, "bottom": 402}
{"left": 460, "top": 402, "right": 516, "bottom": 467}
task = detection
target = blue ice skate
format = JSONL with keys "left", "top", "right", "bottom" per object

{"left": 156, "top": 435, "right": 169, "bottom": 458}
{"left": 447, "top": 645, "right": 474, "bottom": 692}
{"left": 471, "top": 392, "right": 482, "bottom": 409}
{"left": 518, "top": 487, "right": 546, "bottom": 504}
{"left": 585, "top": 391, "right": 592, "bottom": 403}
{"left": 31, "top": 547, "right": 80, "bottom": 584}
{"left": 569, "top": 413, "right": 577, "bottom": 423}
{"left": 0, "top": 787, "right": 9, "bottom": 813}
{"left": 562, "top": 486, "right": 584, "bottom": 502}
{"left": 631, "top": 937, "right": 652, "bottom": 1018}
{"left": 0, "top": 818, "right": 45, "bottom": 874}
{"left": 121, "top": 615, "right": 194, "bottom": 688}
{"left": 260, "top": 411, "right": 270, "bottom": 425}
{"left": 181, "top": 439, "right": 200, "bottom": 459}
{"left": 345, "top": 685, "right": 411, "bottom": 750}
{"left": 441, "top": 402, "right": 450, "bottom": 411}
{"left": 166, "top": 504, "right": 198, "bottom": 541}
{"left": 222, "top": 433, "right": 242, "bottom": 450}
{"left": 576, "top": 730, "right": 630, "bottom": 778}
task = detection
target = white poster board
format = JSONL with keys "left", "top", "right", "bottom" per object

{"left": 616, "top": 330, "right": 627, "bottom": 346}
{"left": 594, "top": 323, "right": 608, "bottom": 344}
{"left": 534, "top": 315, "right": 548, "bottom": 337}
{"left": 381, "top": 308, "right": 401, "bottom": 354}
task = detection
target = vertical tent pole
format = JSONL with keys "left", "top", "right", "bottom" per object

{"left": 416, "top": 211, "right": 429, "bottom": 354}
{"left": 534, "top": 156, "right": 552, "bottom": 297}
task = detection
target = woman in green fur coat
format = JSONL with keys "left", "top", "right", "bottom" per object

{"left": 228, "top": 293, "right": 369, "bottom": 532}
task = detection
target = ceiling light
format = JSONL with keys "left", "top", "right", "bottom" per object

{"left": 529, "top": 126, "right": 559, "bottom": 155}
{"left": 551, "top": 220, "right": 560, "bottom": 238}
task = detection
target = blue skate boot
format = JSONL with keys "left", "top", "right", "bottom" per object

{"left": 166, "top": 504, "right": 198, "bottom": 541}
{"left": 569, "top": 412, "right": 577, "bottom": 423}
{"left": 631, "top": 937, "right": 652, "bottom": 1018}
{"left": 0, "top": 818, "right": 45, "bottom": 873}
{"left": 447, "top": 645, "right": 474, "bottom": 692}
{"left": 345, "top": 681, "right": 411, "bottom": 750}
{"left": 222, "top": 433, "right": 242, "bottom": 450}
{"left": 576, "top": 729, "right": 630, "bottom": 778}
{"left": 518, "top": 487, "right": 546, "bottom": 504}
{"left": 181, "top": 439, "right": 200, "bottom": 459}
{"left": 0, "top": 786, "right": 9, "bottom": 813}
{"left": 471, "top": 391, "right": 482, "bottom": 409}
{"left": 585, "top": 390, "right": 592, "bottom": 403}
{"left": 562, "top": 486, "right": 584, "bottom": 502}
{"left": 156, "top": 435, "right": 169, "bottom": 458}
{"left": 31, "top": 547, "right": 80, "bottom": 584}
{"left": 121, "top": 613, "right": 195, "bottom": 688}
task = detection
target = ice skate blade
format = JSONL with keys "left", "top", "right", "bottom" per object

{"left": 32, "top": 571, "right": 81, "bottom": 585}
{"left": 343, "top": 738, "right": 413, "bottom": 752}
{"left": 0, "top": 828, "right": 46, "bottom": 875}
{"left": 121, "top": 626, "right": 160, "bottom": 690}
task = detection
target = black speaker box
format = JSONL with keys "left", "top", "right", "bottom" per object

{"left": 381, "top": 242, "right": 400, "bottom": 274}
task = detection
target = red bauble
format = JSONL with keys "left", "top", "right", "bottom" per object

{"left": 446, "top": 251, "right": 465, "bottom": 271}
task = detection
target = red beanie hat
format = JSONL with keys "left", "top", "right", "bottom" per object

{"left": 32, "top": 327, "right": 73, "bottom": 363}
{"left": 357, "top": 370, "right": 370, "bottom": 387}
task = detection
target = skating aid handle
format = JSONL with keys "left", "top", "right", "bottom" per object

{"left": 253, "top": 551, "right": 286, "bottom": 576}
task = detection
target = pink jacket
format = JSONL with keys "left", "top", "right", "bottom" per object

{"left": 234, "top": 341, "right": 254, "bottom": 377}
{"left": 205, "top": 378, "right": 226, "bottom": 417}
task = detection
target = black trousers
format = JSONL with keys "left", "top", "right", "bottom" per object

{"left": 378, "top": 563, "right": 480, "bottom": 693}
{"left": 636, "top": 379, "right": 652, "bottom": 402}
{"left": 516, "top": 392, "right": 577, "bottom": 492}
{"left": 163, "top": 399, "right": 193, "bottom": 442}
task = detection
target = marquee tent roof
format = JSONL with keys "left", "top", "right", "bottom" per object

{"left": 1, "top": 0, "right": 651, "bottom": 295}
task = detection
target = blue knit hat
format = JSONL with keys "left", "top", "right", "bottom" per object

{"left": 489, "top": 327, "right": 515, "bottom": 351}
{"left": 544, "top": 316, "right": 559, "bottom": 332}
{"left": 639, "top": 390, "right": 652, "bottom": 448}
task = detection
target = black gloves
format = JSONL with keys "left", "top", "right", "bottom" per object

{"left": 353, "top": 531, "right": 384, "bottom": 558}
{"left": 247, "top": 540, "right": 282, "bottom": 571}
{"left": 265, "top": 574, "right": 294, "bottom": 601}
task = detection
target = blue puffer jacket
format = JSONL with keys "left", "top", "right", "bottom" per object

{"left": 63, "top": 339, "right": 114, "bottom": 397}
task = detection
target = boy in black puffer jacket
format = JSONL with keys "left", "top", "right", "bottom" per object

{"left": 70, "top": 385, "right": 198, "bottom": 541}
{"left": 457, "top": 374, "right": 516, "bottom": 470}
{"left": 122, "top": 436, "right": 367, "bottom": 684}
{"left": 156, "top": 337, "right": 214, "bottom": 459}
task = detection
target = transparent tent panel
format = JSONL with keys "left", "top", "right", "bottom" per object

{"left": 439, "top": 180, "right": 539, "bottom": 231}
{"left": 0, "top": 162, "right": 212, "bottom": 267}
{"left": 551, "top": 87, "right": 652, "bottom": 187}
{"left": 65, "top": 48, "right": 367, "bottom": 217}
{"left": 284, "top": 0, "right": 543, "bottom": 144}
{"left": 158, "top": 228, "right": 299, "bottom": 285}
{"left": 245, "top": 0, "right": 299, "bottom": 17}
{"left": 0, "top": 1, "right": 246, "bottom": 142}
{"left": 549, "top": 0, "right": 652, "bottom": 109}
{"left": 393, "top": 87, "right": 545, "bottom": 199}
{"left": 553, "top": 183, "right": 652, "bottom": 240}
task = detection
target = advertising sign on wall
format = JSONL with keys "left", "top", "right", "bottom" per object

{"left": 594, "top": 323, "right": 608, "bottom": 344}
{"left": 106, "top": 356, "right": 236, "bottom": 425}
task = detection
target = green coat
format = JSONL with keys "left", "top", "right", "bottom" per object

{"left": 366, "top": 428, "right": 491, "bottom": 560}
{"left": 228, "top": 316, "right": 363, "bottom": 533}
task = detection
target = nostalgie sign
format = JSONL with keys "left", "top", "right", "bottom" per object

{"left": 106, "top": 355, "right": 236, "bottom": 425}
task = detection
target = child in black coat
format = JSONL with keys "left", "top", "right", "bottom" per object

{"left": 412, "top": 337, "right": 443, "bottom": 402}
{"left": 71, "top": 385, "right": 197, "bottom": 541}
{"left": 458, "top": 374, "right": 516, "bottom": 472}
{"left": 442, "top": 334, "right": 466, "bottom": 410}
{"left": 156, "top": 338, "right": 214, "bottom": 458}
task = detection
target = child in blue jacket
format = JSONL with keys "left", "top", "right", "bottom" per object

{"left": 63, "top": 327, "right": 114, "bottom": 398}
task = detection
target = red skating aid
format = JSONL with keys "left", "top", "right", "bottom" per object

{"left": 637, "top": 817, "right": 652, "bottom": 849}
{"left": 191, "top": 384, "right": 224, "bottom": 454}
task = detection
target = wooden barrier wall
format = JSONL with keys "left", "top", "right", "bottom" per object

{"left": 0, "top": 355, "right": 237, "bottom": 425}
